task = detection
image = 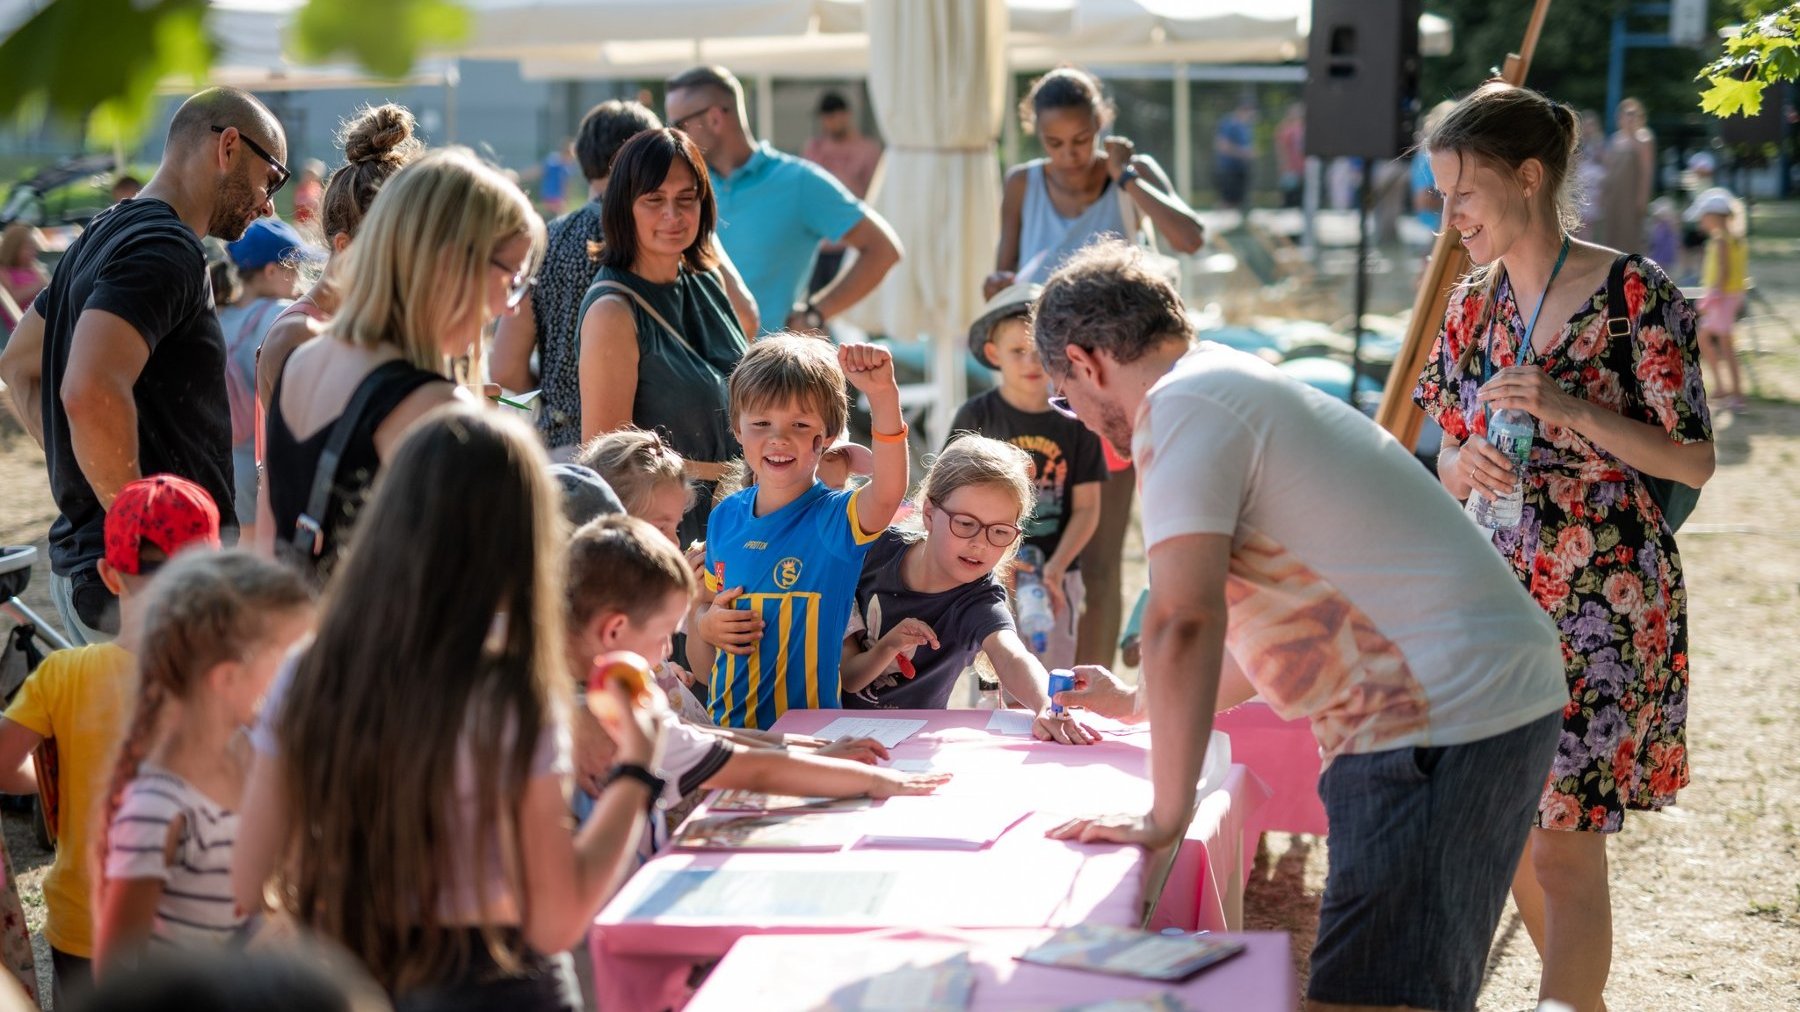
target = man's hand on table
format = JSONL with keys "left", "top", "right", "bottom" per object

{"left": 1045, "top": 811, "right": 1181, "bottom": 850}
{"left": 1032, "top": 709, "right": 1103, "bottom": 745}
{"left": 1053, "top": 665, "right": 1142, "bottom": 723}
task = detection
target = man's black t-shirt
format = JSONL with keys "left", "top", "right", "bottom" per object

{"left": 33, "top": 198, "right": 232, "bottom": 577}
{"left": 947, "top": 388, "right": 1107, "bottom": 566}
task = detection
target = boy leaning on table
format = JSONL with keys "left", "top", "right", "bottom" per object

{"left": 1035, "top": 241, "right": 1566, "bottom": 1012}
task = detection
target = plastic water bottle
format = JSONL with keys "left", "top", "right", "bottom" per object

{"left": 1466, "top": 408, "right": 1535, "bottom": 531}
{"left": 1015, "top": 545, "right": 1055, "bottom": 655}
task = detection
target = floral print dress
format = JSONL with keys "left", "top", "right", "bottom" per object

{"left": 1414, "top": 255, "right": 1712, "bottom": 833}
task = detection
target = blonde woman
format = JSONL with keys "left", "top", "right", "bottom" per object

{"left": 257, "top": 147, "right": 545, "bottom": 580}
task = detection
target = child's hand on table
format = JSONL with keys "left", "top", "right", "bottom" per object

{"left": 1033, "top": 709, "right": 1104, "bottom": 746}
{"left": 815, "top": 736, "right": 890, "bottom": 765}
{"left": 868, "top": 768, "right": 953, "bottom": 799}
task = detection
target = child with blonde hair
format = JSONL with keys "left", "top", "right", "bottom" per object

{"left": 95, "top": 549, "right": 316, "bottom": 970}
{"left": 841, "top": 436, "right": 1100, "bottom": 745}
{"left": 692, "top": 336, "right": 908, "bottom": 730}
{"left": 1692, "top": 188, "right": 1750, "bottom": 411}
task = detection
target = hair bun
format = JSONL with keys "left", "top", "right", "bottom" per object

{"left": 340, "top": 104, "right": 421, "bottom": 166}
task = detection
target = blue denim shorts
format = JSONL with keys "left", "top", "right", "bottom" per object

{"left": 1307, "top": 712, "right": 1560, "bottom": 1011}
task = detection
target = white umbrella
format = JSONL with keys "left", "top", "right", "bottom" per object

{"left": 851, "top": 0, "right": 1007, "bottom": 444}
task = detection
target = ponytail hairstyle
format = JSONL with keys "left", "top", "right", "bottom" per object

{"left": 1426, "top": 81, "right": 1583, "bottom": 372}
{"left": 1019, "top": 65, "right": 1115, "bottom": 135}
{"left": 917, "top": 435, "right": 1037, "bottom": 572}
{"left": 272, "top": 404, "right": 567, "bottom": 995}
{"left": 103, "top": 549, "right": 314, "bottom": 864}
{"left": 321, "top": 103, "right": 424, "bottom": 248}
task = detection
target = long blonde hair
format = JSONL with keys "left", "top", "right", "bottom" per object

{"left": 919, "top": 435, "right": 1037, "bottom": 572}
{"left": 327, "top": 147, "right": 546, "bottom": 383}
{"left": 103, "top": 550, "right": 314, "bottom": 870}
{"left": 270, "top": 405, "right": 567, "bottom": 995}
{"left": 577, "top": 427, "right": 693, "bottom": 518}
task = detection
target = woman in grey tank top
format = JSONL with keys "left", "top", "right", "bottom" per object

{"left": 986, "top": 67, "right": 1205, "bottom": 298}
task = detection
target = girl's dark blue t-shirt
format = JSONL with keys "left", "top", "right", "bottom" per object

{"left": 842, "top": 529, "right": 1015, "bottom": 710}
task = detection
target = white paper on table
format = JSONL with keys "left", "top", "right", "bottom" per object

{"left": 812, "top": 716, "right": 929, "bottom": 748}
{"left": 984, "top": 709, "right": 1036, "bottom": 736}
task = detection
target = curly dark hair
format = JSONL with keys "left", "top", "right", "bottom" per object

{"left": 1031, "top": 240, "right": 1188, "bottom": 375}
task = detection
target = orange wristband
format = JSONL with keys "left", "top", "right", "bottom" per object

{"left": 871, "top": 422, "right": 909, "bottom": 444}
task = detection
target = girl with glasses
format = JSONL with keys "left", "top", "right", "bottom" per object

{"left": 839, "top": 436, "right": 1102, "bottom": 746}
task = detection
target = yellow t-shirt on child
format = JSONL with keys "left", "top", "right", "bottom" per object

{"left": 1702, "top": 233, "right": 1748, "bottom": 295}
{"left": 3, "top": 644, "right": 136, "bottom": 958}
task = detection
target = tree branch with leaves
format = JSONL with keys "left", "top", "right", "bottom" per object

{"left": 1699, "top": 3, "right": 1800, "bottom": 117}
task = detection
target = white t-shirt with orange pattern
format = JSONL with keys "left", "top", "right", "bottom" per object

{"left": 1134, "top": 345, "right": 1567, "bottom": 762}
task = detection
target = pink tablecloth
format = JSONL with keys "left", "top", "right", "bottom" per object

{"left": 1214, "top": 700, "right": 1328, "bottom": 838}
{"left": 685, "top": 929, "right": 1297, "bottom": 1011}
{"left": 589, "top": 709, "right": 1269, "bottom": 1011}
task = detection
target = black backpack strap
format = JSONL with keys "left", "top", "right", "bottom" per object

{"left": 1604, "top": 254, "right": 1633, "bottom": 339}
{"left": 291, "top": 364, "right": 404, "bottom": 559}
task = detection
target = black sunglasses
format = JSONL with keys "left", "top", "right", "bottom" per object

{"left": 212, "top": 125, "right": 289, "bottom": 198}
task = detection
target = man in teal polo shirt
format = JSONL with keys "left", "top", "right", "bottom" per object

{"left": 666, "top": 66, "right": 902, "bottom": 335}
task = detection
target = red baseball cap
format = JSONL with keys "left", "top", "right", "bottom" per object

{"left": 104, "top": 474, "right": 221, "bottom": 575}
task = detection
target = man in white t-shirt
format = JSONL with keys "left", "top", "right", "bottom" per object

{"left": 1034, "top": 240, "right": 1567, "bottom": 1012}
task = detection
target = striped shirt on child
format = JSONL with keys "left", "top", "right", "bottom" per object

{"left": 104, "top": 763, "right": 244, "bottom": 949}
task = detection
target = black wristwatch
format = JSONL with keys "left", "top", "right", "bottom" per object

{"left": 602, "top": 762, "right": 667, "bottom": 814}
{"left": 800, "top": 302, "right": 826, "bottom": 330}
{"left": 1117, "top": 165, "right": 1140, "bottom": 191}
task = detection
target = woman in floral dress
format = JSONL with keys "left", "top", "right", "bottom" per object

{"left": 1413, "top": 82, "right": 1715, "bottom": 1012}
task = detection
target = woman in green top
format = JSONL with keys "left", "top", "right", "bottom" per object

{"left": 578, "top": 127, "right": 753, "bottom": 542}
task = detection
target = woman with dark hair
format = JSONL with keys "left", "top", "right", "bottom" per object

{"left": 577, "top": 127, "right": 751, "bottom": 542}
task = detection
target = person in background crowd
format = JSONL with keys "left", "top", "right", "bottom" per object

{"left": 110, "top": 175, "right": 142, "bottom": 202}
{"left": 1038, "top": 240, "right": 1568, "bottom": 1012}
{"left": 1213, "top": 98, "right": 1257, "bottom": 212}
{"left": 801, "top": 90, "right": 884, "bottom": 297}
{"left": 1598, "top": 97, "right": 1655, "bottom": 253}
{"left": 986, "top": 65, "right": 1203, "bottom": 671}
{"left": 577, "top": 127, "right": 751, "bottom": 544}
{"left": 217, "top": 217, "right": 319, "bottom": 543}
{"left": 0, "top": 223, "right": 49, "bottom": 310}
{"left": 1692, "top": 187, "right": 1750, "bottom": 412}
{"left": 290, "top": 159, "right": 325, "bottom": 226}
{"left": 0, "top": 87, "right": 285, "bottom": 643}
{"left": 1273, "top": 102, "right": 1305, "bottom": 209}
{"left": 666, "top": 64, "right": 902, "bottom": 334}
{"left": 259, "top": 147, "right": 544, "bottom": 580}
{"left": 540, "top": 138, "right": 573, "bottom": 217}
{"left": 491, "top": 100, "right": 662, "bottom": 454}
{"left": 491, "top": 100, "right": 757, "bottom": 456}
{"left": 254, "top": 103, "right": 422, "bottom": 413}
{"left": 1416, "top": 81, "right": 1714, "bottom": 1012}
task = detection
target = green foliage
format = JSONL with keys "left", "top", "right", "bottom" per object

{"left": 0, "top": 0, "right": 467, "bottom": 141}
{"left": 1698, "top": 4, "right": 1800, "bottom": 117}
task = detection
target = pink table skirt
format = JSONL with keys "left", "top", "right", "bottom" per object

{"left": 589, "top": 709, "right": 1269, "bottom": 1011}
{"left": 685, "top": 929, "right": 1298, "bottom": 1011}
{"left": 1213, "top": 700, "right": 1328, "bottom": 838}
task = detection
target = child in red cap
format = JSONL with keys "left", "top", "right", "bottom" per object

{"left": 0, "top": 475, "right": 218, "bottom": 1006}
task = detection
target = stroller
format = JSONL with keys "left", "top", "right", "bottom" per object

{"left": 0, "top": 544, "right": 71, "bottom": 850}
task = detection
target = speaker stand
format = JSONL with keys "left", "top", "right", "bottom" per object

{"left": 1348, "top": 167, "right": 1373, "bottom": 408}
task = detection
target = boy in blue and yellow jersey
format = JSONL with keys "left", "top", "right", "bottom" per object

{"left": 694, "top": 335, "right": 909, "bottom": 729}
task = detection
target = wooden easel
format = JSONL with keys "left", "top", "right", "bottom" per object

{"left": 1374, "top": 0, "right": 1556, "bottom": 446}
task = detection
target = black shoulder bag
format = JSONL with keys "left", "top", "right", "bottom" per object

{"left": 1604, "top": 254, "right": 1702, "bottom": 533}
